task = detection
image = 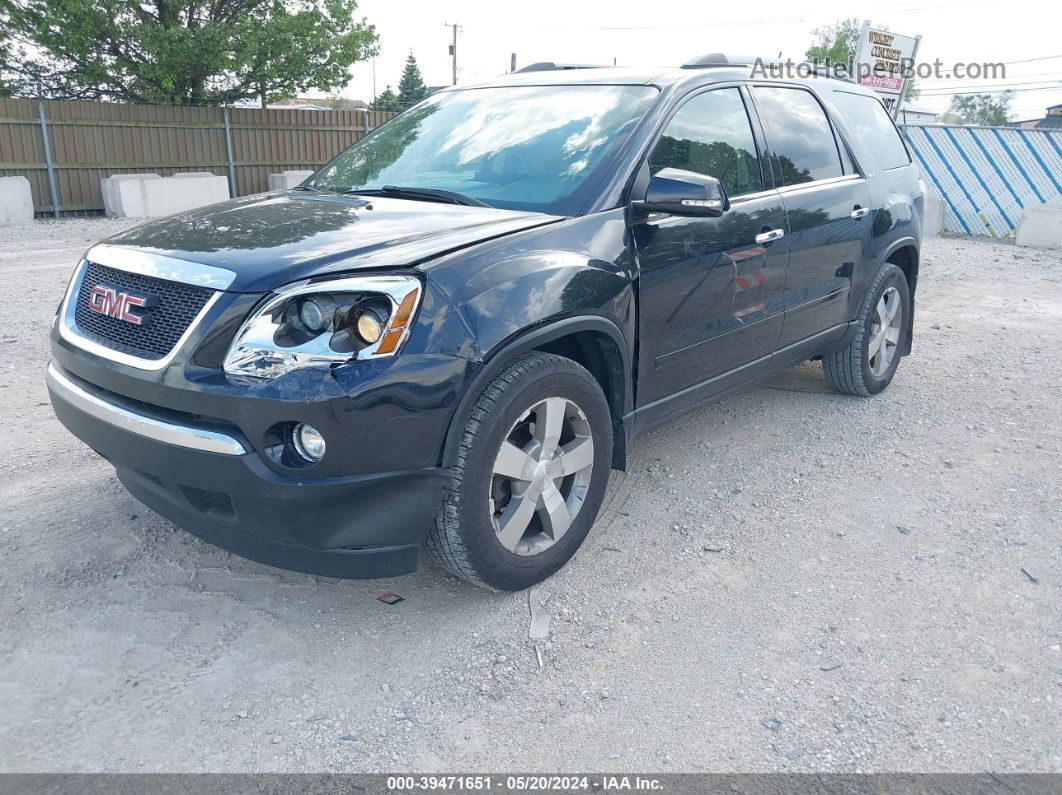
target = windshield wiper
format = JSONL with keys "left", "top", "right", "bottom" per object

{"left": 342, "top": 185, "right": 490, "bottom": 208}
{"left": 291, "top": 184, "right": 373, "bottom": 204}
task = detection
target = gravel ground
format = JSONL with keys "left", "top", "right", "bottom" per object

{"left": 0, "top": 219, "right": 1058, "bottom": 774}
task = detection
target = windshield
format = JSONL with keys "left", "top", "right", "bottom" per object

{"left": 307, "top": 85, "right": 659, "bottom": 215}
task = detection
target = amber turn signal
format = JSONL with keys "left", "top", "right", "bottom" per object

{"left": 374, "top": 286, "right": 420, "bottom": 355}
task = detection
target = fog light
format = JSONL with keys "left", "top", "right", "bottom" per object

{"left": 292, "top": 423, "right": 326, "bottom": 462}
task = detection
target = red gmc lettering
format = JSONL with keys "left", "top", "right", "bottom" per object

{"left": 88, "top": 286, "right": 147, "bottom": 325}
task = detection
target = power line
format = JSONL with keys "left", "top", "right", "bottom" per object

{"left": 1000, "top": 53, "right": 1062, "bottom": 66}
{"left": 919, "top": 85, "right": 1062, "bottom": 97}
{"left": 508, "top": 0, "right": 991, "bottom": 29}
{"left": 919, "top": 80, "right": 1062, "bottom": 93}
{"left": 516, "top": 15, "right": 805, "bottom": 31}
{"left": 929, "top": 54, "right": 1062, "bottom": 80}
{"left": 918, "top": 79, "right": 1062, "bottom": 93}
{"left": 919, "top": 70, "right": 1062, "bottom": 85}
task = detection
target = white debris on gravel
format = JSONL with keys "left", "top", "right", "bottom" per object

{"left": 0, "top": 220, "right": 1059, "bottom": 773}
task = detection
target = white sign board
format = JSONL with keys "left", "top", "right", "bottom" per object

{"left": 852, "top": 22, "right": 921, "bottom": 118}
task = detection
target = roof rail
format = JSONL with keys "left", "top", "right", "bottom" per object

{"left": 515, "top": 62, "right": 608, "bottom": 73}
{"left": 682, "top": 53, "right": 772, "bottom": 69}
{"left": 682, "top": 53, "right": 849, "bottom": 81}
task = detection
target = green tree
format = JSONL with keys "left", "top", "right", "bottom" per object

{"left": 396, "top": 51, "right": 427, "bottom": 109}
{"left": 0, "top": 0, "right": 378, "bottom": 105}
{"left": 806, "top": 18, "right": 918, "bottom": 102}
{"left": 947, "top": 92, "right": 1014, "bottom": 126}
{"left": 371, "top": 85, "right": 399, "bottom": 112}
{"left": 312, "top": 101, "right": 439, "bottom": 186}
{"left": 0, "top": 26, "right": 13, "bottom": 97}
{"left": 0, "top": 9, "right": 38, "bottom": 97}
{"left": 806, "top": 17, "right": 863, "bottom": 67}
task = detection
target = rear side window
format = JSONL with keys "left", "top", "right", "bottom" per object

{"left": 830, "top": 91, "right": 911, "bottom": 170}
{"left": 751, "top": 87, "right": 844, "bottom": 186}
{"left": 648, "top": 88, "right": 763, "bottom": 197}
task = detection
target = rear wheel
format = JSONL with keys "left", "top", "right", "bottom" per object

{"left": 823, "top": 262, "right": 910, "bottom": 396}
{"left": 427, "top": 352, "right": 613, "bottom": 591}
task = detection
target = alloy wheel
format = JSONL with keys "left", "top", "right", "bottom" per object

{"left": 488, "top": 396, "right": 595, "bottom": 556}
{"left": 868, "top": 286, "right": 902, "bottom": 377}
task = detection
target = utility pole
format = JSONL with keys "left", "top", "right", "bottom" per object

{"left": 445, "top": 22, "right": 461, "bottom": 85}
{"left": 511, "top": 53, "right": 517, "bottom": 73}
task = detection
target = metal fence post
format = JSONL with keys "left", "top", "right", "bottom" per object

{"left": 362, "top": 108, "right": 370, "bottom": 136}
{"left": 222, "top": 107, "right": 237, "bottom": 197}
{"left": 37, "top": 100, "right": 60, "bottom": 218}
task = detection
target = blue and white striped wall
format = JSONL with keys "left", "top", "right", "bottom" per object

{"left": 902, "top": 125, "right": 1062, "bottom": 237}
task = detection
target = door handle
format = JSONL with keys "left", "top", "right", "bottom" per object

{"left": 755, "top": 229, "right": 785, "bottom": 244}
{"left": 851, "top": 206, "right": 870, "bottom": 219}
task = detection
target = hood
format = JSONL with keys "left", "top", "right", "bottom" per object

{"left": 102, "top": 192, "right": 557, "bottom": 292}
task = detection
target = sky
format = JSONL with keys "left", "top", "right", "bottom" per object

{"left": 330, "top": 0, "right": 1062, "bottom": 121}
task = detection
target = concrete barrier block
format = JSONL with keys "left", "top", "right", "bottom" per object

{"left": 105, "top": 176, "right": 157, "bottom": 217}
{"left": 268, "top": 170, "right": 314, "bottom": 191}
{"left": 923, "top": 196, "right": 945, "bottom": 237}
{"left": 1016, "top": 205, "right": 1062, "bottom": 251}
{"left": 101, "top": 173, "right": 161, "bottom": 217}
{"left": 0, "top": 176, "right": 34, "bottom": 225}
{"left": 145, "top": 174, "right": 229, "bottom": 216}
{"left": 101, "top": 172, "right": 230, "bottom": 217}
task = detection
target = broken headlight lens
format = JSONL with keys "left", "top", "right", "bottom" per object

{"left": 222, "top": 275, "right": 422, "bottom": 380}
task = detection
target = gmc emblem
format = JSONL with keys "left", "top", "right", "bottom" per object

{"left": 87, "top": 285, "right": 155, "bottom": 326}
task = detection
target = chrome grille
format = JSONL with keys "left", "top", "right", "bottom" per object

{"left": 73, "top": 261, "right": 215, "bottom": 360}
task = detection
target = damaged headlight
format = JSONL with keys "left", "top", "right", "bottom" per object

{"left": 223, "top": 275, "right": 422, "bottom": 380}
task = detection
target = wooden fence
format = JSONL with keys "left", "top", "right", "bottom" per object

{"left": 0, "top": 98, "right": 395, "bottom": 215}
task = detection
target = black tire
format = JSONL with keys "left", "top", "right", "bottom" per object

{"left": 427, "top": 352, "right": 613, "bottom": 591}
{"left": 822, "top": 262, "right": 911, "bottom": 396}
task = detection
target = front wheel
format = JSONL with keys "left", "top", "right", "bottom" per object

{"left": 823, "top": 263, "right": 911, "bottom": 396}
{"left": 427, "top": 352, "right": 613, "bottom": 591}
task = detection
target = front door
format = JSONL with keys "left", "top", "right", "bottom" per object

{"left": 749, "top": 85, "right": 873, "bottom": 347}
{"left": 633, "top": 87, "right": 788, "bottom": 412}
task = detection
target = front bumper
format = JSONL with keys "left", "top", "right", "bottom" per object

{"left": 47, "top": 362, "right": 449, "bottom": 579}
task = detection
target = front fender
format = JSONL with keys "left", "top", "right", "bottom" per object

{"left": 463, "top": 251, "right": 634, "bottom": 359}
{"left": 416, "top": 210, "right": 636, "bottom": 469}
{"left": 422, "top": 209, "right": 635, "bottom": 360}
{"left": 440, "top": 256, "right": 635, "bottom": 470}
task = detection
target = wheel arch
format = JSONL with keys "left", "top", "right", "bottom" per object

{"left": 880, "top": 237, "right": 919, "bottom": 355}
{"left": 440, "top": 316, "right": 632, "bottom": 472}
{"left": 881, "top": 237, "right": 919, "bottom": 294}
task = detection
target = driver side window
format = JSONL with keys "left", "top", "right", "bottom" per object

{"left": 648, "top": 88, "right": 764, "bottom": 198}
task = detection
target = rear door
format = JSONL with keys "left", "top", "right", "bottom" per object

{"left": 749, "top": 85, "right": 873, "bottom": 349}
{"left": 633, "top": 86, "right": 789, "bottom": 411}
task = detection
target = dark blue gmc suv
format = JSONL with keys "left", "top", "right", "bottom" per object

{"left": 48, "top": 54, "right": 924, "bottom": 590}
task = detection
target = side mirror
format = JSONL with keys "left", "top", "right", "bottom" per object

{"left": 632, "top": 167, "right": 730, "bottom": 217}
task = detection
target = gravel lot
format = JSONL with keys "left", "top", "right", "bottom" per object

{"left": 0, "top": 219, "right": 1058, "bottom": 774}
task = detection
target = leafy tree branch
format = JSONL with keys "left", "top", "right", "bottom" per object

{"left": 0, "top": 0, "right": 379, "bottom": 105}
